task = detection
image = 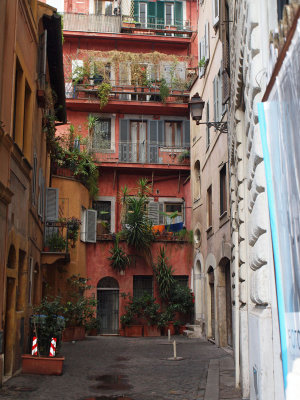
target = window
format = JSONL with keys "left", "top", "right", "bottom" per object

{"left": 105, "top": 1, "right": 113, "bottom": 16}
{"left": 95, "top": 0, "right": 102, "bottom": 14}
{"left": 207, "top": 185, "right": 212, "bottom": 228}
{"left": 212, "top": 0, "right": 219, "bottom": 27}
{"left": 165, "top": 121, "right": 183, "bottom": 147}
{"left": 194, "top": 160, "right": 201, "bottom": 200}
{"left": 93, "top": 200, "right": 111, "bottom": 231}
{"left": 164, "top": 203, "right": 183, "bottom": 224}
{"left": 199, "top": 22, "right": 210, "bottom": 78}
{"left": 139, "top": 3, "right": 147, "bottom": 27}
{"left": 165, "top": 3, "right": 174, "bottom": 26}
{"left": 173, "top": 275, "right": 189, "bottom": 287}
{"left": 220, "top": 164, "right": 227, "bottom": 215}
{"left": 81, "top": 208, "right": 97, "bottom": 243}
{"left": 72, "top": 59, "right": 84, "bottom": 83}
{"left": 206, "top": 102, "right": 210, "bottom": 149}
{"left": 133, "top": 276, "right": 153, "bottom": 298}
{"left": 213, "top": 70, "right": 223, "bottom": 122}
{"left": 93, "top": 118, "right": 111, "bottom": 150}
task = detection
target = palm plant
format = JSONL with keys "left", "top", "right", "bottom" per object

{"left": 108, "top": 234, "right": 130, "bottom": 271}
{"left": 153, "top": 247, "right": 175, "bottom": 301}
{"left": 123, "top": 196, "right": 154, "bottom": 250}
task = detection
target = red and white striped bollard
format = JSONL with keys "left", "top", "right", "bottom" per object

{"left": 49, "top": 337, "right": 57, "bottom": 357}
{"left": 32, "top": 336, "right": 38, "bottom": 356}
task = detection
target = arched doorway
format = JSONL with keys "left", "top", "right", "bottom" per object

{"left": 4, "top": 245, "right": 17, "bottom": 376}
{"left": 207, "top": 266, "right": 215, "bottom": 340}
{"left": 97, "top": 277, "right": 119, "bottom": 334}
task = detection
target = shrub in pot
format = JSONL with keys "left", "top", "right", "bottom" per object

{"left": 22, "top": 296, "right": 65, "bottom": 375}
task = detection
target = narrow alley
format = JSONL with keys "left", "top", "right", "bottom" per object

{"left": 0, "top": 336, "right": 241, "bottom": 400}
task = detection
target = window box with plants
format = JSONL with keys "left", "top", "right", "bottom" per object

{"left": 22, "top": 297, "right": 65, "bottom": 375}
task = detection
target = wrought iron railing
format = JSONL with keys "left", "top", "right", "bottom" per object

{"left": 43, "top": 221, "right": 69, "bottom": 253}
{"left": 122, "top": 17, "right": 195, "bottom": 34}
{"left": 88, "top": 140, "right": 190, "bottom": 165}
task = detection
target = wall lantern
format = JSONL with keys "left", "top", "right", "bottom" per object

{"left": 189, "top": 92, "right": 228, "bottom": 134}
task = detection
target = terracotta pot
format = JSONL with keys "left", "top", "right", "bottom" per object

{"left": 124, "top": 325, "right": 143, "bottom": 337}
{"left": 87, "top": 328, "right": 98, "bottom": 336}
{"left": 164, "top": 322, "right": 175, "bottom": 336}
{"left": 22, "top": 355, "right": 64, "bottom": 375}
{"left": 143, "top": 325, "right": 161, "bottom": 337}
{"left": 119, "top": 328, "right": 125, "bottom": 336}
{"left": 62, "top": 326, "right": 85, "bottom": 342}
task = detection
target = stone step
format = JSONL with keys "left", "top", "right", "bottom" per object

{"left": 183, "top": 324, "right": 203, "bottom": 338}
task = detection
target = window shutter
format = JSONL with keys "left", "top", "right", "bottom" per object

{"left": 38, "top": 30, "right": 47, "bottom": 90}
{"left": 85, "top": 209, "right": 97, "bottom": 243}
{"left": 119, "top": 119, "right": 129, "bottom": 161}
{"left": 183, "top": 120, "right": 190, "bottom": 147}
{"left": 149, "top": 121, "right": 158, "bottom": 163}
{"left": 213, "top": 77, "right": 217, "bottom": 122}
{"left": 158, "top": 120, "right": 164, "bottom": 145}
{"left": 205, "top": 21, "right": 210, "bottom": 63}
{"left": 218, "top": 70, "right": 223, "bottom": 119}
{"left": 158, "top": 202, "right": 164, "bottom": 224}
{"left": 148, "top": 2, "right": 156, "bottom": 27}
{"left": 212, "top": 0, "right": 220, "bottom": 27}
{"left": 174, "top": 1, "right": 183, "bottom": 29}
{"left": 133, "top": 0, "right": 139, "bottom": 22}
{"left": 38, "top": 168, "right": 44, "bottom": 218}
{"left": 156, "top": 1, "right": 164, "bottom": 27}
{"left": 46, "top": 188, "right": 59, "bottom": 221}
{"left": 148, "top": 201, "right": 159, "bottom": 225}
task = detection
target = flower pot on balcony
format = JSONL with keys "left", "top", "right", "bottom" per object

{"left": 62, "top": 326, "right": 85, "bottom": 342}
{"left": 124, "top": 325, "right": 143, "bottom": 337}
{"left": 22, "top": 355, "right": 64, "bottom": 375}
{"left": 143, "top": 325, "right": 161, "bottom": 337}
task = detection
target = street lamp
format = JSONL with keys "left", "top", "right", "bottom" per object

{"left": 189, "top": 92, "right": 228, "bottom": 134}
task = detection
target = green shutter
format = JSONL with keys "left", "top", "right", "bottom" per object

{"left": 134, "top": 0, "right": 139, "bottom": 22}
{"left": 174, "top": 1, "right": 183, "bottom": 29}
{"left": 156, "top": 1, "right": 164, "bottom": 28}
{"left": 148, "top": 2, "right": 155, "bottom": 27}
{"left": 183, "top": 120, "right": 190, "bottom": 147}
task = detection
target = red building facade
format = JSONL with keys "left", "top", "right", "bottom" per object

{"left": 57, "top": 0, "right": 198, "bottom": 333}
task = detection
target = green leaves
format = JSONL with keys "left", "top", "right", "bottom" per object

{"left": 153, "top": 247, "right": 175, "bottom": 301}
{"left": 108, "top": 234, "right": 130, "bottom": 272}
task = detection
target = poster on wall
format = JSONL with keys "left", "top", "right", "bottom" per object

{"left": 258, "top": 20, "right": 300, "bottom": 399}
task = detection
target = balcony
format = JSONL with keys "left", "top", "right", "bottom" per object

{"left": 63, "top": 13, "right": 121, "bottom": 34}
{"left": 67, "top": 83, "right": 191, "bottom": 104}
{"left": 121, "top": 17, "right": 195, "bottom": 37}
{"left": 88, "top": 140, "right": 190, "bottom": 167}
{"left": 42, "top": 221, "right": 70, "bottom": 265}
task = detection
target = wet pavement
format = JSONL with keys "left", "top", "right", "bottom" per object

{"left": 0, "top": 336, "right": 241, "bottom": 400}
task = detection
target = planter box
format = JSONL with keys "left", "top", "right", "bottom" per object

{"left": 124, "top": 325, "right": 143, "bottom": 337}
{"left": 62, "top": 326, "right": 85, "bottom": 342}
{"left": 87, "top": 328, "right": 98, "bottom": 336}
{"left": 22, "top": 355, "right": 64, "bottom": 375}
{"left": 143, "top": 325, "right": 161, "bottom": 337}
{"left": 164, "top": 322, "right": 175, "bottom": 336}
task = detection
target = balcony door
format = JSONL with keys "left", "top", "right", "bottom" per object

{"left": 130, "top": 121, "right": 147, "bottom": 163}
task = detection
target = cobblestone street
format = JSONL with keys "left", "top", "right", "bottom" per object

{"left": 0, "top": 336, "right": 241, "bottom": 400}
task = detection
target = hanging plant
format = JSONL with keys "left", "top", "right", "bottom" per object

{"left": 97, "top": 82, "right": 112, "bottom": 109}
{"left": 108, "top": 234, "right": 130, "bottom": 272}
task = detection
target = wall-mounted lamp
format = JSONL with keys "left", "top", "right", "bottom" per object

{"left": 189, "top": 92, "right": 228, "bottom": 134}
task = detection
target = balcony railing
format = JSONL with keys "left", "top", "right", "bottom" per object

{"left": 63, "top": 13, "right": 122, "bottom": 34}
{"left": 43, "top": 221, "right": 69, "bottom": 254}
{"left": 121, "top": 17, "right": 195, "bottom": 36}
{"left": 67, "top": 83, "right": 190, "bottom": 104}
{"left": 88, "top": 140, "right": 190, "bottom": 166}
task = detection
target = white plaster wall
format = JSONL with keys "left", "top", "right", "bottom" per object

{"left": 228, "top": 0, "right": 284, "bottom": 398}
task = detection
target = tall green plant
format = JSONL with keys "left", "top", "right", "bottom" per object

{"left": 153, "top": 247, "right": 175, "bottom": 300}
{"left": 123, "top": 196, "right": 154, "bottom": 250}
{"left": 108, "top": 234, "right": 130, "bottom": 271}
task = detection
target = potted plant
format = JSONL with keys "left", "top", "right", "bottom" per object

{"left": 62, "top": 275, "right": 97, "bottom": 342}
{"left": 67, "top": 217, "right": 81, "bottom": 248}
{"left": 108, "top": 234, "right": 130, "bottom": 272}
{"left": 85, "top": 316, "right": 100, "bottom": 336}
{"left": 46, "top": 232, "right": 67, "bottom": 252}
{"left": 22, "top": 296, "right": 65, "bottom": 375}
